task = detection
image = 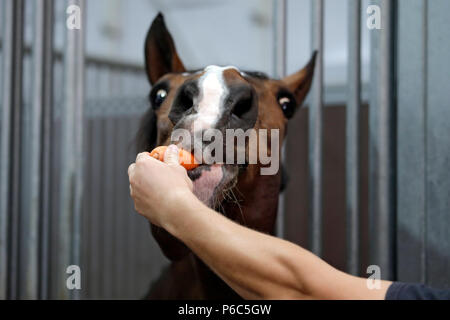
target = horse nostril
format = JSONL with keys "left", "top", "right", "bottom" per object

{"left": 232, "top": 95, "right": 253, "bottom": 118}
{"left": 179, "top": 89, "right": 194, "bottom": 111}
{"left": 177, "top": 81, "right": 197, "bottom": 112}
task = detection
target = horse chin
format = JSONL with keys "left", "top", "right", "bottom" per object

{"left": 187, "top": 164, "right": 239, "bottom": 208}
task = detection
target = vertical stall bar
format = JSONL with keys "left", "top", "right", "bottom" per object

{"left": 58, "top": 0, "right": 85, "bottom": 299}
{"left": 274, "top": 0, "right": 287, "bottom": 78}
{"left": 369, "top": 0, "right": 396, "bottom": 280}
{"left": 346, "top": 0, "right": 362, "bottom": 276}
{"left": 9, "top": 0, "right": 25, "bottom": 300}
{"left": 38, "top": 0, "right": 54, "bottom": 299}
{"left": 274, "top": 0, "right": 287, "bottom": 238}
{"left": 19, "top": 0, "right": 54, "bottom": 299}
{"left": 0, "top": 0, "right": 15, "bottom": 299}
{"left": 0, "top": 0, "right": 10, "bottom": 299}
{"left": 70, "top": 0, "right": 85, "bottom": 299}
{"left": 0, "top": 0, "right": 24, "bottom": 300}
{"left": 21, "top": 0, "right": 53, "bottom": 299}
{"left": 309, "top": 0, "right": 324, "bottom": 256}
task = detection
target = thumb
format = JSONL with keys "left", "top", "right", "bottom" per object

{"left": 164, "top": 144, "right": 180, "bottom": 166}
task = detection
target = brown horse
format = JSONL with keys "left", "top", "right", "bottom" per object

{"left": 137, "top": 13, "right": 316, "bottom": 299}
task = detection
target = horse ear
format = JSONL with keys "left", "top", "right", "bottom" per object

{"left": 282, "top": 51, "right": 317, "bottom": 106}
{"left": 144, "top": 13, "right": 186, "bottom": 85}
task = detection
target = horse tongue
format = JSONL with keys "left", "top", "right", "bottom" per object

{"left": 192, "top": 164, "right": 223, "bottom": 206}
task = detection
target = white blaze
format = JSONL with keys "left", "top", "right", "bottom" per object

{"left": 194, "top": 65, "right": 238, "bottom": 130}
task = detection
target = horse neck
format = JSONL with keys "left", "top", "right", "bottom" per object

{"left": 222, "top": 167, "right": 281, "bottom": 235}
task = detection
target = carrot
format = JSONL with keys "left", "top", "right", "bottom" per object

{"left": 149, "top": 146, "right": 200, "bottom": 170}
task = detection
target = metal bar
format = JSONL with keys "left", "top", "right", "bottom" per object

{"left": 309, "top": 0, "right": 324, "bottom": 256}
{"left": 115, "top": 118, "right": 128, "bottom": 298}
{"left": 0, "top": 42, "right": 144, "bottom": 72}
{"left": 99, "top": 70, "right": 110, "bottom": 299}
{"left": 11, "top": 0, "right": 25, "bottom": 300}
{"left": 85, "top": 56, "right": 143, "bottom": 72}
{"left": 115, "top": 76, "right": 126, "bottom": 299}
{"left": 106, "top": 70, "right": 116, "bottom": 299}
{"left": 0, "top": 0, "right": 25, "bottom": 300}
{"left": 38, "top": 0, "right": 55, "bottom": 299}
{"left": 80, "top": 118, "right": 91, "bottom": 299}
{"left": 110, "top": 75, "right": 120, "bottom": 299}
{"left": 48, "top": 59, "right": 64, "bottom": 298}
{"left": 20, "top": 0, "right": 52, "bottom": 299}
{"left": 19, "top": 0, "right": 54, "bottom": 299}
{"left": 274, "top": 0, "right": 287, "bottom": 238}
{"left": 0, "top": 0, "right": 9, "bottom": 299}
{"left": 0, "top": 0, "right": 3, "bottom": 107}
{"left": 129, "top": 118, "right": 140, "bottom": 297}
{"left": 0, "top": 0, "right": 14, "bottom": 299}
{"left": 48, "top": 60, "right": 62, "bottom": 298}
{"left": 124, "top": 118, "right": 134, "bottom": 298}
{"left": 346, "top": 0, "right": 361, "bottom": 276}
{"left": 71, "top": 3, "right": 85, "bottom": 298}
{"left": 90, "top": 69, "right": 103, "bottom": 299}
{"left": 103, "top": 118, "right": 115, "bottom": 299}
{"left": 369, "top": 0, "right": 396, "bottom": 280}
{"left": 274, "top": 0, "right": 287, "bottom": 78}
{"left": 111, "top": 117, "right": 119, "bottom": 299}
{"left": 58, "top": 0, "right": 85, "bottom": 299}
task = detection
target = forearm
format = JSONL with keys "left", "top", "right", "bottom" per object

{"left": 163, "top": 194, "right": 391, "bottom": 300}
{"left": 164, "top": 195, "right": 301, "bottom": 298}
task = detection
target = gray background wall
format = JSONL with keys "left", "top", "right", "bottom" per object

{"left": 397, "top": 0, "right": 450, "bottom": 287}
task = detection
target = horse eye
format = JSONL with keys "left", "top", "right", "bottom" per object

{"left": 154, "top": 89, "right": 167, "bottom": 108}
{"left": 278, "top": 96, "right": 295, "bottom": 118}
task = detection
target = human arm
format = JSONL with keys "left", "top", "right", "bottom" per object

{"left": 162, "top": 194, "right": 391, "bottom": 300}
{"left": 128, "top": 146, "right": 392, "bottom": 300}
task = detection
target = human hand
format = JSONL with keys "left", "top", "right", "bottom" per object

{"left": 128, "top": 144, "right": 194, "bottom": 227}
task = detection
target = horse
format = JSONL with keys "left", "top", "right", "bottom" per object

{"left": 137, "top": 13, "right": 316, "bottom": 299}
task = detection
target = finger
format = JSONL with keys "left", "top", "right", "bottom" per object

{"left": 136, "top": 152, "right": 149, "bottom": 163}
{"left": 128, "top": 163, "right": 135, "bottom": 177}
{"left": 164, "top": 144, "right": 180, "bottom": 166}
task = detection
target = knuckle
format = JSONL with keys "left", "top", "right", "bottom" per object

{"left": 136, "top": 153, "right": 148, "bottom": 164}
{"left": 127, "top": 164, "right": 134, "bottom": 175}
{"left": 138, "top": 152, "right": 149, "bottom": 161}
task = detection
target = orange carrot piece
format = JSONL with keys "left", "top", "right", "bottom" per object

{"left": 149, "top": 146, "right": 200, "bottom": 170}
